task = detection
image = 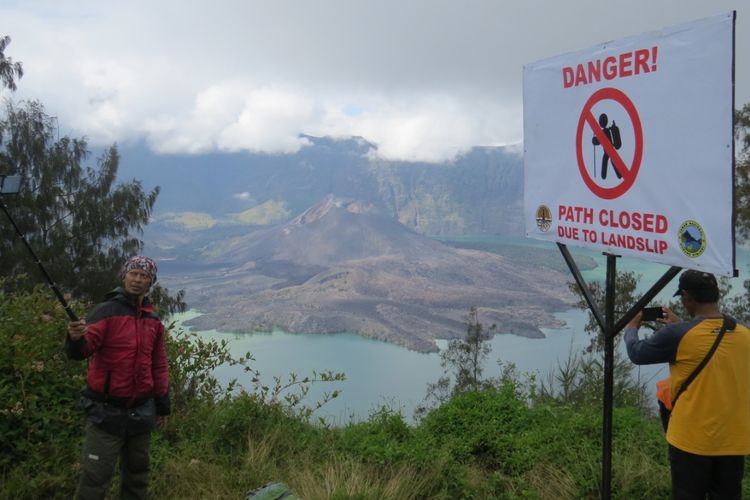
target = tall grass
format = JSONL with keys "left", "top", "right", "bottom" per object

{"left": 2, "top": 287, "right": 679, "bottom": 498}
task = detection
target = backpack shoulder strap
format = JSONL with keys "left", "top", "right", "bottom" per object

{"left": 671, "top": 315, "right": 732, "bottom": 407}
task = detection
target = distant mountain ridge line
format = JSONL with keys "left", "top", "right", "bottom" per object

{"left": 122, "top": 134, "right": 524, "bottom": 239}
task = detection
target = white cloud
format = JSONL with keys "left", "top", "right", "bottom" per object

{"left": 142, "top": 82, "right": 316, "bottom": 154}
{"left": 316, "top": 93, "right": 523, "bottom": 162}
{"left": 1, "top": 0, "right": 747, "bottom": 163}
{"left": 217, "top": 86, "right": 316, "bottom": 153}
{"left": 318, "top": 95, "right": 505, "bottom": 162}
{"left": 139, "top": 83, "right": 517, "bottom": 162}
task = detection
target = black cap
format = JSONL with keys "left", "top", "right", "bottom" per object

{"left": 673, "top": 270, "right": 718, "bottom": 297}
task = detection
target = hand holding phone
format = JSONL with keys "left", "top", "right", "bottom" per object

{"left": 642, "top": 306, "right": 665, "bottom": 322}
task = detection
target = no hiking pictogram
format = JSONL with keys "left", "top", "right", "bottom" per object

{"left": 575, "top": 87, "right": 643, "bottom": 200}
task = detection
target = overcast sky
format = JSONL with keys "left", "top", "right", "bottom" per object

{"left": 1, "top": 0, "right": 747, "bottom": 162}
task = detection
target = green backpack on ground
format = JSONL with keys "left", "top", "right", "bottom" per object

{"left": 245, "top": 482, "right": 300, "bottom": 500}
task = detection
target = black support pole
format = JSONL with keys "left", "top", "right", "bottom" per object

{"left": 614, "top": 266, "right": 682, "bottom": 333}
{"left": 601, "top": 253, "right": 618, "bottom": 500}
{"left": 557, "top": 244, "right": 678, "bottom": 499}
{"left": 557, "top": 243, "right": 606, "bottom": 331}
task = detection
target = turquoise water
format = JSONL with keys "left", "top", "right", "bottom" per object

{"left": 172, "top": 309, "right": 599, "bottom": 424}
{"left": 173, "top": 240, "right": 750, "bottom": 424}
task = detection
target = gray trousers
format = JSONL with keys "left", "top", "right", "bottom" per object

{"left": 76, "top": 422, "right": 152, "bottom": 500}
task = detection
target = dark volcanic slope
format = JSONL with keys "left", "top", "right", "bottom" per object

{"left": 209, "top": 196, "right": 449, "bottom": 267}
{"left": 166, "top": 196, "right": 577, "bottom": 352}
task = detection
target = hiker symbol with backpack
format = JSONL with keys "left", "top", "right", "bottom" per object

{"left": 591, "top": 113, "right": 622, "bottom": 180}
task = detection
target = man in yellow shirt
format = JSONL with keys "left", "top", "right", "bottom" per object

{"left": 624, "top": 269, "right": 750, "bottom": 499}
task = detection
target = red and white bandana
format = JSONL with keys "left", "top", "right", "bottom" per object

{"left": 121, "top": 255, "right": 158, "bottom": 282}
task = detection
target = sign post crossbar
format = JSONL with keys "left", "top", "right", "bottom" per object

{"left": 556, "top": 243, "right": 681, "bottom": 499}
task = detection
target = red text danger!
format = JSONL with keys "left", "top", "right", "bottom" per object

{"left": 562, "top": 47, "right": 658, "bottom": 89}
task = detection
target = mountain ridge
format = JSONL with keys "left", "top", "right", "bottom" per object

{"left": 121, "top": 135, "right": 525, "bottom": 238}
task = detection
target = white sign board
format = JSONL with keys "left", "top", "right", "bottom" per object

{"left": 523, "top": 12, "right": 736, "bottom": 276}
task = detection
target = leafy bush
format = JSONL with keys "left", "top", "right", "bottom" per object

{"left": 164, "top": 323, "right": 247, "bottom": 414}
{"left": 336, "top": 406, "right": 421, "bottom": 465}
{"left": 0, "top": 282, "right": 85, "bottom": 496}
{"left": 418, "top": 383, "right": 529, "bottom": 472}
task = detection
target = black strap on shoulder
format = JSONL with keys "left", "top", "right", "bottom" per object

{"left": 671, "top": 315, "right": 734, "bottom": 407}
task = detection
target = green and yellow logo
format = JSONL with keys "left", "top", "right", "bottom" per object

{"left": 678, "top": 220, "right": 706, "bottom": 258}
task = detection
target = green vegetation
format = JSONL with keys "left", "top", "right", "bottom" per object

{"left": 158, "top": 211, "right": 220, "bottom": 230}
{"left": 0, "top": 100, "right": 158, "bottom": 301}
{"left": 0, "top": 98, "right": 186, "bottom": 316}
{"left": 2, "top": 285, "right": 679, "bottom": 499}
{"left": 0, "top": 36, "right": 22, "bottom": 91}
{"left": 235, "top": 200, "right": 292, "bottom": 225}
{"left": 416, "top": 307, "right": 497, "bottom": 418}
{"left": 735, "top": 103, "right": 750, "bottom": 242}
{"left": 153, "top": 201, "right": 292, "bottom": 231}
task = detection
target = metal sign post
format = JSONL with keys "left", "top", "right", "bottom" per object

{"left": 557, "top": 243, "right": 680, "bottom": 499}
{"left": 524, "top": 12, "right": 734, "bottom": 499}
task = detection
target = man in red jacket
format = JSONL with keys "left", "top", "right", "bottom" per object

{"left": 66, "top": 255, "right": 170, "bottom": 500}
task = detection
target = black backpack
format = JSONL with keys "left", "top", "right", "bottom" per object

{"left": 609, "top": 120, "right": 622, "bottom": 149}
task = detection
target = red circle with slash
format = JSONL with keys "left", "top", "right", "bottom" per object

{"left": 575, "top": 87, "right": 643, "bottom": 200}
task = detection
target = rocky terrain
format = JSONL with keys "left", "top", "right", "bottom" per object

{"left": 159, "top": 196, "right": 578, "bottom": 353}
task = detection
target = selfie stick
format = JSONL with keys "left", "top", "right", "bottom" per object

{"left": 0, "top": 175, "right": 79, "bottom": 321}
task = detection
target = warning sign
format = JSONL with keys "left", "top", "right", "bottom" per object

{"left": 522, "top": 12, "right": 736, "bottom": 276}
{"left": 575, "top": 87, "right": 643, "bottom": 200}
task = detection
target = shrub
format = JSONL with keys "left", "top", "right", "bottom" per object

{"left": 336, "top": 406, "right": 419, "bottom": 465}
{"left": 0, "top": 282, "right": 86, "bottom": 497}
{"left": 164, "top": 323, "right": 247, "bottom": 415}
{"left": 417, "top": 383, "right": 529, "bottom": 472}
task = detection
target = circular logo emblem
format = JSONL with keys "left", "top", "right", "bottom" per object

{"left": 536, "top": 205, "right": 552, "bottom": 232}
{"left": 678, "top": 220, "right": 706, "bottom": 258}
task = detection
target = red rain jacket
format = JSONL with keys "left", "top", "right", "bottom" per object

{"left": 65, "top": 287, "right": 170, "bottom": 414}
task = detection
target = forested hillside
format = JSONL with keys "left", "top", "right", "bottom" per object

{"left": 119, "top": 137, "right": 524, "bottom": 237}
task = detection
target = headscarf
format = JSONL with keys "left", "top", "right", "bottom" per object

{"left": 121, "top": 255, "right": 158, "bottom": 284}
